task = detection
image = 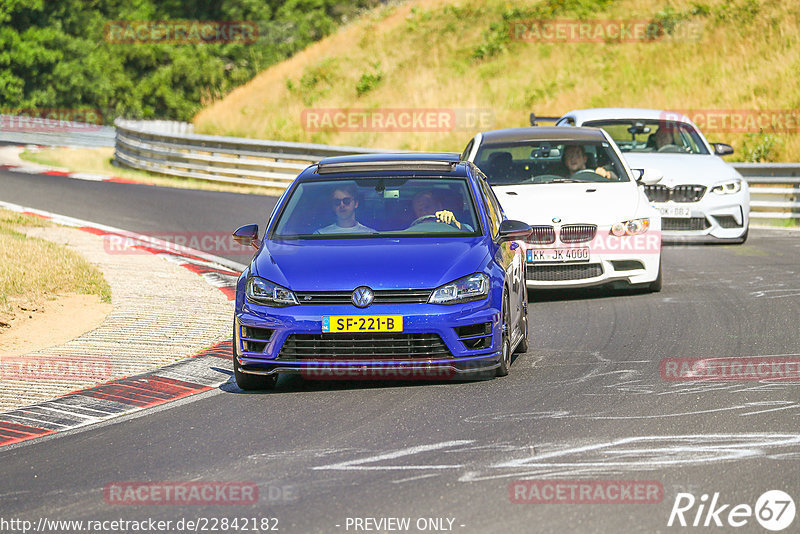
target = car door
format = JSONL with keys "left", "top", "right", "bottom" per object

{"left": 475, "top": 171, "right": 524, "bottom": 340}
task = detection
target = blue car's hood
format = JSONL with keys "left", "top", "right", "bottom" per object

{"left": 253, "top": 238, "right": 491, "bottom": 291}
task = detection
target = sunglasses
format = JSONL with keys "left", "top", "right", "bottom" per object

{"left": 332, "top": 197, "right": 354, "bottom": 207}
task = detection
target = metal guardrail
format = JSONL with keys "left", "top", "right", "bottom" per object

{"left": 734, "top": 163, "right": 800, "bottom": 219}
{"left": 113, "top": 119, "right": 799, "bottom": 220}
{"left": 0, "top": 115, "right": 115, "bottom": 148}
{"left": 114, "top": 119, "right": 406, "bottom": 188}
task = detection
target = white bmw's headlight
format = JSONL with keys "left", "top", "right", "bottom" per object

{"left": 246, "top": 276, "right": 298, "bottom": 306}
{"left": 429, "top": 273, "right": 489, "bottom": 305}
{"left": 710, "top": 179, "right": 742, "bottom": 195}
{"left": 610, "top": 218, "right": 650, "bottom": 236}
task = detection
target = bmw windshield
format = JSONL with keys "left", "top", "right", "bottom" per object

{"left": 270, "top": 177, "right": 482, "bottom": 239}
{"left": 583, "top": 119, "right": 710, "bottom": 155}
{"left": 474, "top": 141, "right": 629, "bottom": 185}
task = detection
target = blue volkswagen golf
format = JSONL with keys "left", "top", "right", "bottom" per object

{"left": 232, "top": 154, "right": 532, "bottom": 390}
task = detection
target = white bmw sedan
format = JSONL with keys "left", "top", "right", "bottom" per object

{"left": 557, "top": 108, "right": 749, "bottom": 243}
{"left": 462, "top": 127, "right": 663, "bottom": 292}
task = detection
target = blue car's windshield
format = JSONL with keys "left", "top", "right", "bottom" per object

{"left": 270, "top": 177, "right": 482, "bottom": 239}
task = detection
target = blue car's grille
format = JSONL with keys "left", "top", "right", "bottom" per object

{"left": 454, "top": 322, "right": 493, "bottom": 350}
{"left": 294, "top": 289, "right": 432, "bottom": 305}
{"left": 278, "top": 333, "right": 451, "bottom": 360}
{"left": 240, "top": 326, "right": 274, "bottom": 353}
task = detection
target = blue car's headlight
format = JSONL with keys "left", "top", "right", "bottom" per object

{"left": 429, "top": 273, "right": 489, "bottom": 305}
{"left": 246, "top": 276, "right": 298, "bottom": 306}
{"left": 710, "top": 179, "right": 742, "bottom": 195}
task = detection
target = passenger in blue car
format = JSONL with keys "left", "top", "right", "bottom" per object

{"left": 315, "top": 184, "right": 376, "bottom": 234}
{"left": 409, "top": 189, "right": 463, "bottom": 229}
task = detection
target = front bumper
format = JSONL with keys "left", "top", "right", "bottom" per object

{"left": 234, "top": 299, "right": 503, "bottom": 379}
{"left": 524, "top": 235, "right": 661, "bottom": 289}
{"left": 655, "top": 190, "right": 750, "bottom": 242}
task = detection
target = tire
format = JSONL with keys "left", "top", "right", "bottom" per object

{"left": 514, "top": 279, "right": 529, "bottom": 354}
{"left": 496, "top": 294, "right": 512, "bottom": 377}
{"left": 649, "top": 258, "right": 663, "bottom": 293}
{"left": 233, "top": 343, "right": 278, "bottom": 391}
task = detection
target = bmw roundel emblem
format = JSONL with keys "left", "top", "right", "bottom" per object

{"left": 552, "top": 217, "right": 561, "bottom": 223}
{"left": 352, "top": 286, "right": 374, "bottom": 308}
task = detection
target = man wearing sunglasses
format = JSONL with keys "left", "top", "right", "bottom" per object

{"left": 315, "top": 184, "right": 375, "bottom": 234}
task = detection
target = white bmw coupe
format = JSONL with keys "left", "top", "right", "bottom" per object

{"left": 462, "top": 127, "right": 663, "bottom": 292}
{"left": 557, "top": 108, "right": 749, "bottom": 243}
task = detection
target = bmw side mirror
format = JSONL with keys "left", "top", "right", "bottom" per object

{"left": 497, "top": 220, "right": 533, "bottom": 243}
{"left": 632, "top": 168, "right": 663, "bottom": 186}
{"left": 233, "top": 224, "right": 260, "bottom": 249}
{"left": 712, "top": 143, "right": 734, "bottom": 156}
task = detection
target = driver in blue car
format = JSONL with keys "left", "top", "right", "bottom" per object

{"left": 315, "top": 184, "right": 376, "bottom": 234}
{"left": 410, "top": 189, "right": 462, "bottom": 229}
{"left": 562, "top": 145, "right": 616, "bottom": 180}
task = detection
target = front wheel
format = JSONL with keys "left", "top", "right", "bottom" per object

{"left": 496, "top": 294, "right": 512, "bottom": 377}
{"left": 514, "top": 277, "right": 529, "bottom": 354}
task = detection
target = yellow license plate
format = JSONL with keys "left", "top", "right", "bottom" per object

{"left": 322, "top": 315, "right": 403, "bottom": 333}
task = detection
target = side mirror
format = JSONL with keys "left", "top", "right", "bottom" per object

{"left": 712, "top": 143, "right": 734, "bottom": 156}
{"left": 233, "top": 224, "right": 260, "bottom": 249}
{"left": 497, "top": 219, "right": 533, "bottom": 243}
{"left": 632, "top": 168, "right": 663, "bottom": 186}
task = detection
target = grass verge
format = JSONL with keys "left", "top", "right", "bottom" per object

{"left": 753, "top": 218, "right": 800, "bottom": 227}
{"left": 19, "top": 147, "right": 284, "bottom": 196}
{"left": 194, "top": 0, "right": 800, "bottom": 161}
{"left": 0, "top": 209, "right": 111, "bottom": 326}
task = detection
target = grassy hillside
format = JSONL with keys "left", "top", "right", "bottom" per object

{"left": 194, "top": 0, "right": 800, "bottom": 161}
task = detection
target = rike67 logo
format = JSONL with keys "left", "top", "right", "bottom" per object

{"left": 668, "top": 490, "right": 795, "bottom": 531}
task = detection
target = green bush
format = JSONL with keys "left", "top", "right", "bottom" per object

{"left": 741, "top": 132, "right": 782, "bottom": 162}
{"left": 355, "top": 63, "right": 383, "bottom": 96}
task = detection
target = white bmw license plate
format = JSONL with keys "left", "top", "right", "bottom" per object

{"left": 527, "top": 247, "right": 590, "bottom": 263}
{"left": 656, "top": 205, "right": 691, "bottom": 218}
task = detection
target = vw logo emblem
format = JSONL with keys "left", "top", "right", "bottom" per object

{"left": 352, "top": 286, "right": 374, "bottom": 308}
{"left": 552, "top": 217, "right": 561, "bottom": 223}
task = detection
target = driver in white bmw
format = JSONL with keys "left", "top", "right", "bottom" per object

{"left": 562, "top": 145, "right": 617, "bottom": 180}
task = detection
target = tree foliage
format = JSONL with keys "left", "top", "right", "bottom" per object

{"left": 0, "top": 0, "right": 378, "bottom": 122}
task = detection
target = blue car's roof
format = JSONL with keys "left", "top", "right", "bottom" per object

{"left": 318, "top": 153, "right": 460, "bottom": 165}
{"left": 302, "top": 153, "right": 470, "bottom": 179}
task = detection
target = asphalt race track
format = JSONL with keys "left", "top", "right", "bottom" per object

{"left": 2, "top": 169, "right": 800, "bottom": 533}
